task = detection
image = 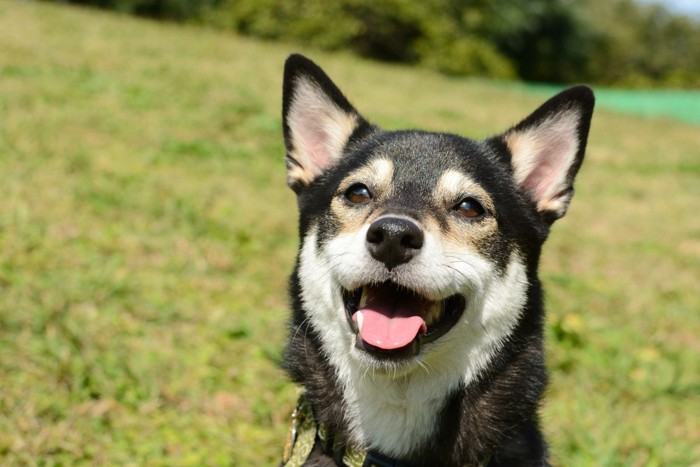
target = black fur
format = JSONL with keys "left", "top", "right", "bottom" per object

{"left": 281, "top": 54, "right": 594, "bottom": 466}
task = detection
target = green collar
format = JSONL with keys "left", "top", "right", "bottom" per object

{"left": 282, "top": 393, "right": 366, "bottom": 466}
{"left": 282, "top": 393, "right": 489, "bottom": 467}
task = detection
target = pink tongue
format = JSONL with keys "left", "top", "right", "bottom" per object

{"left": 356, "top": 310, "right": 426, "bottom": 350}
{"left": 352, "top": 287, "right": 428, "bottom": 350}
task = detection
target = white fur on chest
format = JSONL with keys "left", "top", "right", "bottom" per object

{"left": 344, "top": 368, "right": 451, "bottom": 455}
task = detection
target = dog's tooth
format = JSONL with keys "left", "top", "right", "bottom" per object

{"left": 426, "top": 301, "right": 444, "bottom": 326}
{"left": 356, "top": 311, "right": 364, "bottom": 332}
{"left": 359, "top": 288, "right": 368, "bottom": 308}
{"left": 425, "top": 304, "right": 434, "bottom": 326}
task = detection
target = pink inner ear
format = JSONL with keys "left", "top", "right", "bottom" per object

{"left": 522, "top": 132, "right": 574, "bottom": 203}
{"left": 287, "top": 78, "right": 359, "bottom": 183}
{"left": 297, "top": 120, "right": 333, "bottom": 175}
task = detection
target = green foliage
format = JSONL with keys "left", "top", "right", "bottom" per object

{"left": 481, "top": 0, "right": 596, "bottom": 83}
{"left": 50, "top": 0, "right": 700, "bottom": 86}
{"left": 200, "top": 0, "right": 700, "bottom": 86}
{"left": 417, "top": 35, "right": 516, "bottom": 77}
{"left": 201, "top": 0, "right": 519, "bottom": 78}
{"left": 56, "top": 0, "right": 220, "bottom": 20}
{"left": 204, "top": 0, "right": 360, "bottom": 51}
{"left": 581, "top": 0, "right": 700, "bottom": 87}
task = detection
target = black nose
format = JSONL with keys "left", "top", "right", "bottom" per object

{"left": 366, "top": 217, "right": 424, "bottom": 270}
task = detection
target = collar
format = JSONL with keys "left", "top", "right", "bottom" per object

{"left": 282, "top": 393, "right": 414, "bottom": 467}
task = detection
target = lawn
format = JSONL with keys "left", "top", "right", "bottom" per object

{"left": 0, "top": 2, "right": 698, "bottom": 465}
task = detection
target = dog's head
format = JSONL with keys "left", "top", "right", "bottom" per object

{"left": 282, "top": 54, "right": 593, "bottom": 375}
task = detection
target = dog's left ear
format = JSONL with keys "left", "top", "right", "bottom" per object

{"left": 282, "top": 54, "right": 370, "bottom": 191}
{"left": 494, "top": 86, "right": 594, "bottom": 223}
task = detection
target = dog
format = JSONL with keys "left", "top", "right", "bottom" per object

{"left": 279, "top": 54, "right": 594, "bottom": 466}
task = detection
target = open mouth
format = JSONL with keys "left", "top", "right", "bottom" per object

{"left": 342, "top": 282, "right": 466, "bottom": 360}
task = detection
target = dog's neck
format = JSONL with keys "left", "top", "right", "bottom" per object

{"left": 341, "top": 363, "right": 462, "bottom": 457}
{"left": 332, "top": 318, "right": 523, "bottom": 459}
{"left": 287, "top": 296, "right": 548, "bottom": 465}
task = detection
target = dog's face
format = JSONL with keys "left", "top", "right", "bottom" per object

{"left": 283, "top": 55, "right": 593, "bottom": 377}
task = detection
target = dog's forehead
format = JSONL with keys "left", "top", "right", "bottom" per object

{"left": 357, "top": 131, "right": 497, "bottom": 192}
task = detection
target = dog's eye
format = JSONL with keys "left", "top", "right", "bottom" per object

{"left": 344, "top": 184, "right": 372, "bottom": 204}
{"left": 454, "top": 198, "right": 486, "bottom": 219}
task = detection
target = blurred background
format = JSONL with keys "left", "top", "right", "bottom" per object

{"left": 1, "top": 0, "right": 698, "bottom": 465}
{"left": 52, "top": 0, "right": 700, "bottom": 88}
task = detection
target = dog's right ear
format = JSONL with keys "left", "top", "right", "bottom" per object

{"left": 493, "top": 86, "right": 594, "bottom": 224}
{"left": 282, "top": 54, "right": 369, "bottom": 191}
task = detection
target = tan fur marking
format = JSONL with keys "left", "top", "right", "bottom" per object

{"left": 435, "top": 169, "right": 497, "bottom": 248}
{"left": 286, "top": 162, "right": 315, "bottom": 186}
{"left": 332, "top": 158, "right": 395, "bottom": 232}
{"left": 435, "top": 169, "right": 495, "bottom": 214}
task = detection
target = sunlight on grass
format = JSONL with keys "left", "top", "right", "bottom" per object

{"left": 0, "top": 2, "right": 698, "bottom": 464}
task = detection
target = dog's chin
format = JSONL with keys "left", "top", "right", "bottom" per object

{"left": 341, "top": 281, "right": 466, "bottom": 370}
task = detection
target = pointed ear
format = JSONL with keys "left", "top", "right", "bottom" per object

{"left": 498, "top": 86, "right": 594, "bottom": 222}
{"left": 282, "top": 54, "right": 369, "bottom": 191}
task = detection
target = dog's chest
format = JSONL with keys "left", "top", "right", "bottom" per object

{"left": 342, "top": 370, "right": 458, "bottom": 457}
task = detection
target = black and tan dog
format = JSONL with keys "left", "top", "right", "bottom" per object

{"left": 280, "top": 54, "right": 594, "bottom": 466}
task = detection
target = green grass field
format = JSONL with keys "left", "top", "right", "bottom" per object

{"left": 1, "top": 2, "right": 698, "bottom": 465}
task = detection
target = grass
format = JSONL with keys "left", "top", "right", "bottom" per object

{"left": 1, "top": 2, "right": 698, "bottom": 465}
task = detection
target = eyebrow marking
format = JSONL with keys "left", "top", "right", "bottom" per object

{"left": 435, "top": 169, "right": 495, "bottom": 213}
